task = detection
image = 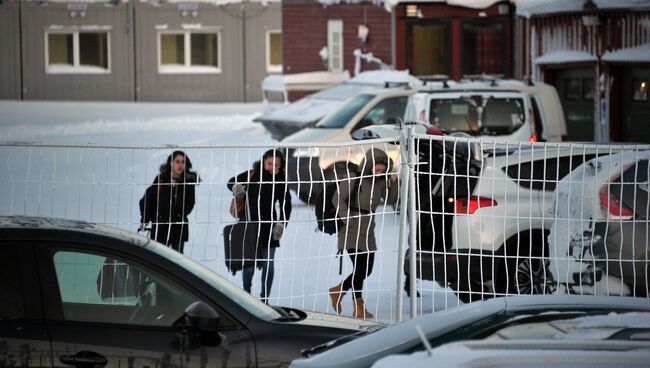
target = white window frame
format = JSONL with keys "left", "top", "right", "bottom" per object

{"left": 265, "top": 30, "right": 282, "bottom": 73}
{"left": 327, "top": 19, "right": 343, "bottom": 72}
{"left": 157, "top": 29, "right": 222, "bottom": 74}
{"left": 44, "top": 29, "right": 111, "bottom": 74}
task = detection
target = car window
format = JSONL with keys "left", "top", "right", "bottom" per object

{"left": 51, "top": 249, "right": 200, "bottom": 327}
{"left": 504, "top": 154, "right": 599, "bottom": 191}
{"left": 0, "top": 244, "right": 24, "bottom": 319}
{"left": 358, "top": 96, "right": 408, "bottom": 128}
{"left": 316, "top": 93, "right": 375, "bottom": 128}
{"left": 429, "top": 97, "right": 525, "bottom": 135}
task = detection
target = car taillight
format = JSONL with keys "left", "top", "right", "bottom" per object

{"left": 529, "top": 134, "right": 537, "bottom": 143}
{"left": 599, "top": 187, "right": 634, "bottom": 220}
{"left": 453, "top": 197, "right": 497, "bottom": 215}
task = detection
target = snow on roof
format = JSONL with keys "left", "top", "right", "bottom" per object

{"left": 516, "top": 0, "right": 650, "bottom": 18}
{"left": 317, "top": 0, "right": 511, "bottom": 12}
{"left": 535, "top": 50, "right": 597, "bottom": 64}
{"left": 262, "top": 71, "right": 350, "bottom": 93}
{"left": 602, "top": 43, "right": 650, "bottom": 62}
{"left": 348, "top": 69, "right": 422, "bottom": 87}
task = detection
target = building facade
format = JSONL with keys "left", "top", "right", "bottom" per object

{"left": 517, "top": 1, "right": 650, "bottom": 143}
{"left": 2, "top": 0, "right": 281, "bottom": 102}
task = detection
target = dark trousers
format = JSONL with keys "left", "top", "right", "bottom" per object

{"left": 342, "top": 250, "right": 375, "bottom": 299}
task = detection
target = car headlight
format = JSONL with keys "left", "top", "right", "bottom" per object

{"left": 292, "top": 147, "right": 320, "bottom": 158}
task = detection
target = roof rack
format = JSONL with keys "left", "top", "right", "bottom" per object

{"left": 383, "top": 81, "right": 411, "bottom": 89}
{"left": 419, "top": 75, "right": 451, "bottom": 89}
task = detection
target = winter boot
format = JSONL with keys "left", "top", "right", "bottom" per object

{"left": 353, "top": 297, "right": 374, "bottom": 319}
{"left": 328, "top": 283, "right": 345, "bottom": 314}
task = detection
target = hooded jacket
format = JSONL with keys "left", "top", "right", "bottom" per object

{"left": 334, "top": 148, "right": 398, "bottom": 252}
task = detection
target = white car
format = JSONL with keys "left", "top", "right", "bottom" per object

{"left": 406, "top": 79, "right": 567, "bottom": 142}
{"left": 415, "top": 142, "right": 611, "bottom": 302}
{"left": 282, "top": 87, "right": 414, "bottom": 201}
{"left": 548, "top": 150, "right": 650, "bottom": 297}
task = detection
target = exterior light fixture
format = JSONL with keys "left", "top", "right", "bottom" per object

{"left": 406, "top": 5, "right": 418, "bottom": 17}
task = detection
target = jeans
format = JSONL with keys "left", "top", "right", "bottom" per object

{"left": 242, "top": 247, "right": 276, "bottom": 300}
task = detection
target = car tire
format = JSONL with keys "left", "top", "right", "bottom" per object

{"left": 497, "top": 240, "right": 551, "bottom": 296}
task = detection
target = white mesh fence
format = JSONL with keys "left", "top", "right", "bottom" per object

{"left": 1, "top": 135, "right": 649, "bottom": 323}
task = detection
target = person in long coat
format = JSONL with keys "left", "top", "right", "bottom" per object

{"left": 227, "top": 149, "right": 292, "bottom": 302}
{"left": 139, "top": 150, "right": 199, "bottom": 254}
{"left": 329, "top": 148, "right": 398, "bottom": 319}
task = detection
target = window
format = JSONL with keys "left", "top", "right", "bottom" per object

{"left": 429, "top": 96, "right": 525, "bottom": 135}
{"left": 565, "top": 78, "right": 582, "bottom": 100}
{"left": 316, "top": 93, "right": 374, "bottom": 129}
{"left": 409, "top": 23, "right": 450, "bottom": 76}
{"left": 0, "top": 245, "right": 23, "bottom": 319}
{"left": 504, "top": 154, "right": 599, "bottom": 191}
{"left": 358, "top": 97, "right": 409, "bottom": 128}
{"left": 462, "top": 21, "right": 506, "bottom": 75}
{"left": 46, "top": 31, "right": 110, "bottom": 73}
{"left": 52, "top": 249, "right": 200, "bottom": 327}
{"left": 158, "top": 31, "right": 221, "bottom": 73}
{"left": 633, "top": 79, "right": 648, "bottom": 101}
{"left": 582, "top": 78, "right": 594, "bottom": 100}
{"left": 266, "top": 30, "right": 282, "bottom": 73}
{"left": 327, "top": 20, "right": 343, "bottom": 72}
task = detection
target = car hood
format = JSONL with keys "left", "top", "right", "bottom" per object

{"left": 297, "top": 309, "right": 380, "bottom": 331}
{"left": 282, "top": 127, "right": 348, "bottom": 144}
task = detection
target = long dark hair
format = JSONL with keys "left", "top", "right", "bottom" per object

{"left": 160, "top": 150, "right": 199, "bottom": 182}
{"left": 252, "top": 149, "right": 286, "bottom": 172}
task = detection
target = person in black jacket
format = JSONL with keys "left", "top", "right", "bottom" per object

{"left": 227, "top": 149, "right": 292, "bottom": 302}
{"left": 139, "top": 151, "right": 199, "bottom": 254}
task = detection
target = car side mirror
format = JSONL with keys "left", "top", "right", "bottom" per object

{"left": 355, "top": 118, "right": 373, "bottom": 131}
{"left": 183, "top": 301, "right": 221, "bottom": 347}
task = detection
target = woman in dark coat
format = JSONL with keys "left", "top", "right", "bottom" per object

{"left": 329, "top": 148, "right": 398, "bottom": 319}
{"left": 139, "top": 150, "right": 199, "bottom": 254}
{"left": 227, "top": 149, "right": 292, "bottom": 302}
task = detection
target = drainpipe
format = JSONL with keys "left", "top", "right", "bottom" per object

{"left": 241, "top": 1, "right": 247, "bottom": 102}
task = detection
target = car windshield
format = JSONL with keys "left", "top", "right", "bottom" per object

{"left": 316, "top": 93, "right": 375, "bottom": 129}
{"left": 148, "top": 242, "right": 282, "bottom": 321}
{"left": 429, "top": 97, "right": 525, "bottom": 135}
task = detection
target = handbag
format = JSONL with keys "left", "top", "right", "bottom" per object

{"left": 228, "top": 170, "right": 255, "bottom": 221}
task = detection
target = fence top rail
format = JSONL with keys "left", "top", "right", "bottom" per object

{"left": 0, "top": 137, "right": 399, "bottom": 150}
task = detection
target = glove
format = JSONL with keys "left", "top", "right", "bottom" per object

{"left": 232, "top": 183, "right": 246, "bottom": 199}
{"left": 272, "top": 223, "right": 284, "bottom": 241}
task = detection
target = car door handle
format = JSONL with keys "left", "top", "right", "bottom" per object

{"left": 60, "top": 351, "right": 108, "bottom": 368}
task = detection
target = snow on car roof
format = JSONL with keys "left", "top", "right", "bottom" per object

{"left": 516, "top": 0, "right": 650, "bottom": 17}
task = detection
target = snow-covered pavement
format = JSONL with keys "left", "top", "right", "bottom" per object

{"left": 0, "top": 101, "right": 458, "bottom": 323}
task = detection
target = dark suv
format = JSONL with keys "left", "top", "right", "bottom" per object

{"left": 0, "top": 216, "right": 375, "bottom": 368}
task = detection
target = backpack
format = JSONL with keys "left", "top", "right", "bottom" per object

{"left": 314, "top": 180, "right": 359, "bottom": 235}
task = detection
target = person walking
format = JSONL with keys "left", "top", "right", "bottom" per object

{"left": 328, "top": 148, "right": 398, "bottom": 319}
{"left": 227, "top": 149, "right": 292, "bottom": 302}
{"left": 139, "top": 150, "right": 199, "bottom": 254}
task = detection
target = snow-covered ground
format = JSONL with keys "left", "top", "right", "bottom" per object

{"left": 0, "top": 100, "right": 458, "bottom": 323}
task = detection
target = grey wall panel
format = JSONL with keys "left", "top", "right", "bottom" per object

{"left": 244, "top": 2, "right": 281, "bottom": 102}
{"left": 20, "top": 2, "right": 132, "bottom": 101}
{"left": 0, "top": 3, "right": 21, "bottom": 100}
{"left": 135, "top": 3, "right": 244, "bottom": 102}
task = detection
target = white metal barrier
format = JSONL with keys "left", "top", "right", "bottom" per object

{"left": 1, "top": 134, "right": 649, "bottom": 323}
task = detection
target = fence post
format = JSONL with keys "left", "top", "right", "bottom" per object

{"left": 395, "top": 126, "right": 411, "bottom": 322}
{"left": 407, "top": 127, "right": 418, "bottom": 319}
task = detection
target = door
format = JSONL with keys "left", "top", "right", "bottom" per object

{"left": 0, "top": 241, "right": 52, "bottom": 368}
{"left": 408, "top": 22, "right": 450, "bottom": 76}
{"left": 555, "top": 68, "right": 595, "bottom": 141}
{"left": 621, "top": 68, "right": 650, "bottom": 143}
{"left": 37, "top": 244, "right": 255, "bottom": 368}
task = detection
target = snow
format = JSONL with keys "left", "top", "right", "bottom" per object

{"left": 317, "top": 0, "right": 513, "bottom": 12}
{"left": 534, "top": 50, "right": 597, "bottom": 65}
{"left": 0, "top": 100, "right": 454, "bottom": 323}
{"left": 262, "top": 71, "right": 350, "bottom": 93}
{"left": 516, "top": 0, "right": 650, "bottom": 18}
{"left": 602, "top": 43, "right": 650, "bottom": 63}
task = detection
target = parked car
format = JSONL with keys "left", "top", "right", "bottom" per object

{"left": 0, "top": 216, "right": 376, "bottom": 368}
{"left": 407, "top": 139, "right": 614, "bottom": 302}
{"left": 289, "top": 295, "right": 650, "bottom": 368}
{"left": 282, "top": 87, "right": 415, "bottom": 202}
{"left": 548, "top": 150, "right": 650, "bottom": 297}
{"left": 255, "top": 70, "right": 419, "bottom": 141}
{"left": 373, "top": 326, "right": 650, "bottom": 368}
{"left": 405, "top": 78, "right": 568, "bottom": 142}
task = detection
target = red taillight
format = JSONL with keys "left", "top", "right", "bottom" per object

{"left": 529, "top": 134, "right": 538, "bottom": 143}
{"left": 453, "top": 197, "right": 497, "bottom": 215}
{"left": 599, "top": 187, "right": 634, "bottom": 220}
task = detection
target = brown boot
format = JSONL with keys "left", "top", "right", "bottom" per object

{"left": 353, "top": 297, "right": 374, "bottom": 319}
{"left": 328, "top": 283, "right": 345, "bottom": 314}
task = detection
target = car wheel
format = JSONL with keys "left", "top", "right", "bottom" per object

{"left": 504, "top": 253, "right": 552, "bottom": 295}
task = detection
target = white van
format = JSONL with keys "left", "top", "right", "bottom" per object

{"left": 405, "top": 79, "right": 568, "bottom": 142}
